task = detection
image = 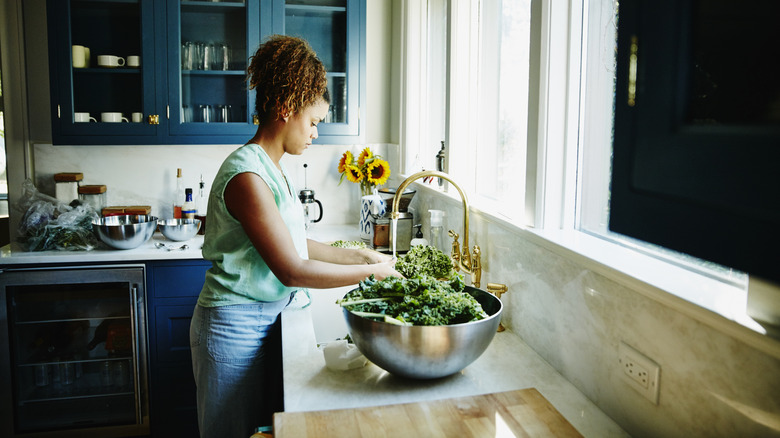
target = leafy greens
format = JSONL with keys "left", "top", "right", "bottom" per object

{"left": 339, "top": 274, "right": 488, "bottom": 326}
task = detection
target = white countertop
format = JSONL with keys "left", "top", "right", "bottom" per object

{"left": 280, "top": 303, "right": 628, "bottom": 437}
{"left": 0, "top": 232, "right": 205, "bottom": 265}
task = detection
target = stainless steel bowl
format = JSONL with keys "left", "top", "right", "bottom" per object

{"left": 93, "top": 215, "right": 158, "bottom": 250}
{"left": 158, "top": 218, "right": 201, "bottom": 241}
{"left": 342, "top": 286, "right": 503, "bottom": 379}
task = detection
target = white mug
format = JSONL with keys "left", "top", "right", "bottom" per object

{"left": 127, "top": 55, "right": 140, "bottom": 68}
{"left": 101, "top": 112, "right": 129, "bottom": 123}
{"left": 131, "top": 112, "right": 144, "bottom": 123}
{"left": 72, "top": 45, "right": 88, "bottom": 68}
{"left": 97, "top": 55, "right": 125, "bottom": 67}
{"left": 74, "top": 112, "right": 96, "bottom": 123}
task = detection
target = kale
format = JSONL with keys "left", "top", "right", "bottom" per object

{"left": 394, "top": 244, "right": 456, "bottom": 279}
{"left": 339, "top": 274, "right": 487, "bottom": 326}
{"left": 331, "top": 240, "right": 367, "bottom": 249}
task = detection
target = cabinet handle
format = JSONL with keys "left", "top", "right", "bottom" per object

{"left": 627, "top": 35, "right": 638, "bottom": 107}
{"left": 253, "top": 115, "right": 259, "bottom": 125}
{"left": 148, "top": 115, "right": 160, "bottom": 125}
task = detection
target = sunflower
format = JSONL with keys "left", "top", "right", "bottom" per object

{"left": 366, "top": 159, "right": 391, "bottom": 186}
{"left": 357, "top": 147, "right": 372, "bottom": 167}
{"left": 338, "top": 151, "right": 354, "bottom": 173}
{"left": 336, "top": 146, "right": 392, "bottom": 195}
{"left": 344, "top": 164, "right": 364, "bottom": 183}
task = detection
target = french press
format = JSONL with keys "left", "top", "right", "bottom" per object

{"left": 298, "top": 164, "right": 323, "bottom": 229}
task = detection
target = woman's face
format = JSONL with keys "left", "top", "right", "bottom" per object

{"left": 283, "top": 99, "right": 330, "bottom": 155}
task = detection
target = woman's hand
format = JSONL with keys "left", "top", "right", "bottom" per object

{"left": 369, "top": 257, "right": 403, "bottom": 280}
{"left": 357, "top": 248, "right": 394, "bottom": 265}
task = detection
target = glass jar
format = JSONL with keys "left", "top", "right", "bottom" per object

{"left": 78, "top": 185, "right": 107, "bottom": 212}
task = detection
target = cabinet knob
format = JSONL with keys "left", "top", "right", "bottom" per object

{"left": 253, "top": 115, "right": 259, "bottom": 125}
{"left": 148, "top": 115, "right": 160, "bottom": 125}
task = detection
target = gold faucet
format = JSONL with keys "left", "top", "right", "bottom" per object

{"left": 391, "top": 170, "right": 482, "bottom": 287}
{"left": 486, "top": 283, "right": 508, "bottom": 332}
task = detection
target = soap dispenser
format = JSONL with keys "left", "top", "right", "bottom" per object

{"left": 410, "top": 224, "right": 429, "bottom": 247}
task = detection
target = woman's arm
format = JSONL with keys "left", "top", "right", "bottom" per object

{"left": 306, "top": 239, "right": 393, "bottom": 265}
{"left": 225, "top": 172, "right": 399, "bottom": 289}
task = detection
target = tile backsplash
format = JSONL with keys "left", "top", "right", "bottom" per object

{"left": 30, "top": 142, "right": 398, "bottom": 226}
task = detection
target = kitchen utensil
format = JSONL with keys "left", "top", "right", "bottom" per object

{"left": 298, "top": 164, "right": 323, "bottom": 229}
{"left": 93, "top": 215, "right": 158, "bottom": 249}
{"left": 378, "top": 187, "right": 416, "bottom": 213}
{"left": 342, "top": 286, "right": 502, "bottom": 379}
{"left": 158, "top": 218, "right": 201, "bottom": 241}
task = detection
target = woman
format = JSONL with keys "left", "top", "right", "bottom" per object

{"left": 190, "top": 35, "right": 399, "bottom": 437}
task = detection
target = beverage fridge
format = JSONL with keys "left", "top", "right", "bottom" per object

{"left": 0, "top": 264, "right": 150, "bottom": 437}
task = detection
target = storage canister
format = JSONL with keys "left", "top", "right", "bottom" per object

{"left": 54, "top": 172, "right": 83, "bottom": 204}
{"left": 78, "top": 184, "right": 107, "bottom": 212}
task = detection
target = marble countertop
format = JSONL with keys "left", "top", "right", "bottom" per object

{"left": 0, "top": 232, "right": 205, "bottom": 265}
{"left": 280, "top": 303, "right": 627, "bottom": 437}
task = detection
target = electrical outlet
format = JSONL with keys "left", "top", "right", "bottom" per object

{"left": 618, "top": 341, "right": 660, "bottom": 404}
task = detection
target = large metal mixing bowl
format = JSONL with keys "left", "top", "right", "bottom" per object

{"left": 93, "top": 215, "right": 158, "bottom": 249}
{"left": 342, "top": 286, "right": 503, "bottom": 379}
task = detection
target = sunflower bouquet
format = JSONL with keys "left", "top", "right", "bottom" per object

{"left": 338, "top": 147, "right": 391, "bottom": 196}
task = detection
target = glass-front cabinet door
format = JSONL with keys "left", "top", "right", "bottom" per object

{"left": 276, "top": 0, "right": 365, "bottom": 143}
{"left": 48, "top": 0, "right": 160, "bottom": 145}
{"left": 166, "top": 0, "right": 265, "bottom": 142}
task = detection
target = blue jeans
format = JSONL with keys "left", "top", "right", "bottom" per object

{"left": 190, "top": 297, "right": 290, "bottom": 438}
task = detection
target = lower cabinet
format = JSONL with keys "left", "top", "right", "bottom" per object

{"left": 146, "top": 259, "right": 210, "bottom": 437}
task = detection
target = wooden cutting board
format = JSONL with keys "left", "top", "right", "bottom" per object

{"left": 273, "top": 388, "right": 582, "bottom": 437}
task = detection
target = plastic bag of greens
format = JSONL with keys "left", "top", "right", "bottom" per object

{"left": 16, "top": 179, "right": 99, "bottom": 251}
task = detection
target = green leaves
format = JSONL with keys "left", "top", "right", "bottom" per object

{"left": 395, "top": 244, "right": 456, "bottom": 279}
{"left": 340, "top": 274, "right": 488, "bottom": 326}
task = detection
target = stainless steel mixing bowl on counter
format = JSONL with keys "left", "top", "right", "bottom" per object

{"left": 342, "top": 286, "right": 503, "bottom": 379}
{"left": 158, "top": 218, "right": 201, "bottom": 241}
{"left": 93, "top": 215, "right": 158, "bottom": 250}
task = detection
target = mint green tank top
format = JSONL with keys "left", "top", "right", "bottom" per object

{"left": 197, "top": 144, "right": 308, "bottom": 306}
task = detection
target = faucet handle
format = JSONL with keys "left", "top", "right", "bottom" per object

{"left": 486, "top": 282, "right": 508, "bottom": 332}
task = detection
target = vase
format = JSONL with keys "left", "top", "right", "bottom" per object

{"left": 359, "top": 190, "right": 386, "bottom": 242}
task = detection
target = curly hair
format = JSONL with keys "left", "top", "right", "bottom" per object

{"left": 247, "top": 35, "right": 329, "bottom": 124}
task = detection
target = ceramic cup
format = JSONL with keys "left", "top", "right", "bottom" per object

{"left": 97, "top": 55, "right": 125, "bottom": 67}
{"left": 131, "top": 112, "right": 143, "bottom": 123}
{"left": 74, "top": 112, "right": 97, "bottom": 123}
{"left": 72, "top": 45, "right": 88, "bottom": 68}
{"left": 101, "top": 112, "right": 129, "bottom": 123}
{"left": 127, "top": 55, "right": 140, "bottom": 68}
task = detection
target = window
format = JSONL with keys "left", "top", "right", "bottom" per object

{"left": 400, "top": 0, "right": 532, "bottom": 222}
{"left": 577, "top": 0, "right": 749, "bottom": 287}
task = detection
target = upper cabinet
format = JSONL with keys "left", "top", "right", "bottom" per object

{"left": 47, "top": 0, "right": 365, "bottom": 146}
{"left": 275, "top": 0, "right": 365, "bottom": 143}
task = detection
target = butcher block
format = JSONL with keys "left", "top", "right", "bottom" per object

{"left": 272, "top": 388, "right": 582, "bottom": 437}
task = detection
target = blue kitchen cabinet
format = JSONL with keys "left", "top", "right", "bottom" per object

{"left": 145, "top": 259, "right": 210, "bottom": 437}
{"left": 47, "top": 0, "right": 366, "bottom": 145}
{"left": 274, "top": 0, "right": 366, "bottom": 144}
{"left": 47, "top": 0, "right": 163, "bottom": 145}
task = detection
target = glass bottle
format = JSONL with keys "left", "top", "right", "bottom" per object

{"left": 173, "top": 168, "right": 184, "bottom": 219}
{"left": 196, "top": 175, "right": 208, "bottom": 235}
{"left": 182, "top": 188, "right": 196, "bottom": 219}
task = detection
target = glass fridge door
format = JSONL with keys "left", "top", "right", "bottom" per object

{"left": 1, "top": 267, "right": 147, "bottom": 435}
